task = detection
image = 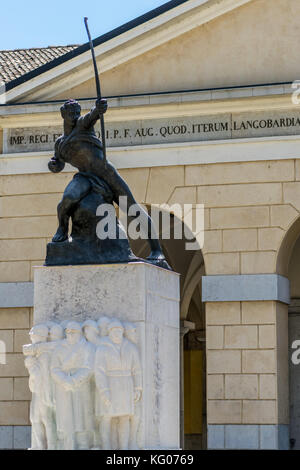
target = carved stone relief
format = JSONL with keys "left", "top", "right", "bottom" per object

{"left": 23, "top": 317, "right": 142, "bottom": 450}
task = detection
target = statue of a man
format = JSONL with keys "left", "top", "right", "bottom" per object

{"left": 47, "top": 98, "right": 168, "bottom": 267}
{"left": 82, "top": 319, "right": 101, "bottom": 448}
{"left": 23, "top": 324, "right": 58, "bottom": 450}
{"left": 124, "top": 322, "right": 142, "bottom": 449}
{"left": 94, "top": 320, "right": 142, "bottom": 450}
{"left": 50, "top": 321, "right": 94, "bottom": 450}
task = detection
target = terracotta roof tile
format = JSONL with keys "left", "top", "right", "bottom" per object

{"left": 0, "top": 45, "right": 79, "bottom": 85}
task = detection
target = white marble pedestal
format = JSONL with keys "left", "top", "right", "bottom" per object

{"left": 33, "top": 262, "right": 180, "bottom": 450}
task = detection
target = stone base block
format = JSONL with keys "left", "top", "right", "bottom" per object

{"left": 0, "top": 426, "right": 31, "bottom": 449}
{"left": 207, "top": 424, "right": 289, "bottom": 450}
{"left": 34, "top": 262, "right": 180, "bottom": 450}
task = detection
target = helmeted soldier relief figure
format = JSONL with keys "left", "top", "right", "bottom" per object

{"left": 94, "top": 319, "right": 142, "bottom": 450}
{"left": 23, "top": 324, "right": 58, "bottom": 450}
{"left": 82, "top": 319, "right": 101, "bottom": 448}
{"left": 124, "top": 321, "right": 142, "bottom": 449}
{"left": 50, "top": 321, "right": 94, "bottom": 450}
{"left": 94, "top": 316, "right": 117, "bottom": 449}
{"left": 47, "top": 98, "right": 169, "bottom": 268}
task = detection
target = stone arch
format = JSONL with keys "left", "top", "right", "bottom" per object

{"left": 181, "top": 251, "right": 205, "bottom": 320}
{"left": 277, "top": 214, "right": 300, "bottom": 276}
{"left": 275, "top": 213, "right": 300, "bottom": 448}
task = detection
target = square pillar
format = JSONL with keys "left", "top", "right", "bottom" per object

{"left": 33, "top": 262, "right": 180, "bottom": 450}
{"left": 203, "top": 274, "right": 290, "bottom": 450}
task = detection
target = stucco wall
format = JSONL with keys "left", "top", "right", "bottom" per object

{"left": 3, "top": 0, "right": 300, "bottom": 441}
{"left": 0, "top": 158, "right": 299, "bottom": 434}
{"left": 53, "top": 0, "right": 300, "bottom": 100}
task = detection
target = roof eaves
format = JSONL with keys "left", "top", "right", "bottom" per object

{"left": 4, "top": 0, "right": 190, "bottom": 93}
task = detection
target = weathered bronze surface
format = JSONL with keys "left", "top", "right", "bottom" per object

{"left": 45, "top": 99, "right": 170, "bottom": 269}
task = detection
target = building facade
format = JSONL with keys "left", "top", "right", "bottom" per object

{"left": 1, "top": 0, "right": 300, "bottom": 449}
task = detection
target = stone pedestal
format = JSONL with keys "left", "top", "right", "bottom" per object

{"left": 33, "top": 262, "right": 180, "bottom": 450}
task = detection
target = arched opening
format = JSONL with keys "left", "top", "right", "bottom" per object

{"left": 182, "top": 253, "right": 206, "bottom": 450}
{"left": 277, "top": 216, "right": 300, "bottom": 277}
{"left": 126, "top": 205, "right": 206, "bottom": 449}
{"left": 277, "top": 215, "right": 300, "bottom": 449}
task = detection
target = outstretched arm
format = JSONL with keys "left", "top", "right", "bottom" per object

{"left": 81, "top": 98, "right": 107, "bottom": 129}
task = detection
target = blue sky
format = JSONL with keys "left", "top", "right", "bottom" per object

{"left": 1, "top": 0, "right": 167, "bottom": 50}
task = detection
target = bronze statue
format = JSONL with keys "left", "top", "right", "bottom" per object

{"left": 45, "top": 98, "right": 170, "bottom": 269}
{"left": 46, "top": 17, "right": 169, "bottom": 269}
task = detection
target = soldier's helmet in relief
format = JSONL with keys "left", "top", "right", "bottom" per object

{"left": 108, "top": 319, "right": 124, "bottom": 331}
{"left": 65, "top": 321, "right": 82, "bottom": 333}
{"left": 29, "top": 324, "right": 49, "bottom": 338}
{"left": 82, "top": 319, "right": 98, "bottom": 332}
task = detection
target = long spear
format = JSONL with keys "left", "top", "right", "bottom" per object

{"left": 84, "top": 17, "right": 107, "bottom": 165}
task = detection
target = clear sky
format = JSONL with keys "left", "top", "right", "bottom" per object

{"left": 1, "top": 0, "right": 167, "bottom": 50}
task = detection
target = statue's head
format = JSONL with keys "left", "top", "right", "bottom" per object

{"left": 60, "top": 99, "right": 81, "bottom": 124}
{"left": 49, "top": 323, "right": 64, "bottom": 342}
{"left": 82, "top": 319, "right": 99, "bottom": 343}
{"left": 65, "top": 321, "right": 82, "bottom": 345}
{"left": 29, "top": 324, "right": 48, "bottom": 344}
{"left": 97, "top": 316, "right": 111, "bottom": 337}
{"left": 108, "top": 320, "right": 124, "bottom": 344}
{"left": 123, "top": 322, "right": 137, "bottom": 344}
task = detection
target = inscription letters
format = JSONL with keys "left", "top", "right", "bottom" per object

{"left": 5, "top": 111, "right": 300, "bottom": 153}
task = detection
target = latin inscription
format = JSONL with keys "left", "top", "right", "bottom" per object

{"left": 5, "top": 110, "right": 300, "bottom": 153}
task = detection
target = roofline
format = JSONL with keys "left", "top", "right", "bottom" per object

{"left": 4, "top": 0, "right": 190, "bottom": 93}
{"left": 0, "top": 81, "right": 292, "bottom": 108}
{"left": 0, "top": 45, "right": 79, "bottom": 53}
